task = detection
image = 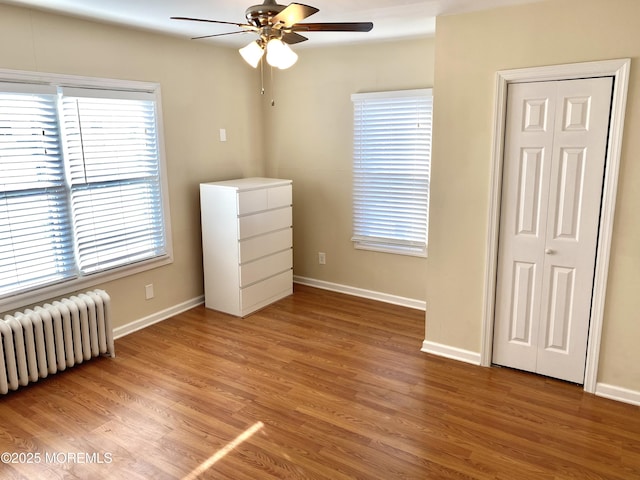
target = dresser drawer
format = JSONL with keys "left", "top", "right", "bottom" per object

{"left": 240, "top": 270, "right": 293, "bottom": 314}
{"left": 267, "top": 185, "right": 292, "bottom": 209}
{"left": 238, "top": 207, "right": 291, "bottom": 239}
{"left": 239, "top": 228, "right": 292, "bottom": 264}
{"left": 240, "top": 249, "right": 292, "bottom": 287}
{"left": 238, "top": 185, "right": 291, "bottom": 215}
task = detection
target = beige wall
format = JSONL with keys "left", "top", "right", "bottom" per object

{"left": 428, "top": 0, "right": 640, "bottom": 390}
{"left": 0, "top": 4, "right": 265, "bottom": 328}
{"left": 263, "top": 38, "right": 435, "bottom": 301}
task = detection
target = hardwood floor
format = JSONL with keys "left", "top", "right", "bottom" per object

{"left": 1, "top": 284, "right": 639, "bottom": 479}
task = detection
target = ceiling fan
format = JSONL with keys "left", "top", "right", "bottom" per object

{"left": 171, "top": 0, "right": 374, "bottom": 69}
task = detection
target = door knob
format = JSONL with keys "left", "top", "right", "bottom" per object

{"left": 545, "top": 248, "right": 556, "bottom": 254}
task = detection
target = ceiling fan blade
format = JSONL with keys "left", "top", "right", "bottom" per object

{"left": 292, "top": 22, "right": 374, "bottom": 32}
{"left": 282, "top": 32, "right": 308, "bottom": 44}
{"left": 170, "top": 16, "right": 255, "bottom": 30}
{"left": 272, "top": 3, "right": 319, "bottom": 28}
{"left": 191, "top": 31, "right": 251, "bottom": 40}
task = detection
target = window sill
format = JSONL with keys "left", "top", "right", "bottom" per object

{"left": 0, "top": 254, "right": 173, "bottom": 314}
{"left": 353, "top": 242, "right": 428, "bottom": 258}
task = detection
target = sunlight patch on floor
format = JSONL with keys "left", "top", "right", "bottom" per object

{"left": 182, "top": 421, "right": 265, "bottom": 479}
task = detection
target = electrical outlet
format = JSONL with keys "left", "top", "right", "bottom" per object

{"left": 318, "top": 252, "right": 326, "bottom": 265}
{"left": 145, "top": 284, "right": 154, "bottom": 300}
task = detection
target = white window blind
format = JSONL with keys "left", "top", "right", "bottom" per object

{"left": 61, "top": 89, "right": 165, "bottom": 274}
{"left": 0, "top": 85, "right": 75, "bottom": 295}
{"left": 0, "top": 73, "right": 170, "bottom": 305}
{"left": 351, "top": 89, "right": 432, "bottom": 256}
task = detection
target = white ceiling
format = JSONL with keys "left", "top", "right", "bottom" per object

{"left": 1, "top": 0, "right": 546, "bottom": 48}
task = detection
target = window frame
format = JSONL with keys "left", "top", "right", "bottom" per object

{"left": 351, "top": 88, "right": 432, "bottom": 258}
{"left": 0, "top": 68, "right": 173, "bottom": 312}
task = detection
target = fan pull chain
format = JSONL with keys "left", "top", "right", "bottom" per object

{"left": 270, "top": 65, "right": 275, "bottom": 107}
{"left": 260, "top": 57, "right": 265, "bottom": 95}
{"left": 258, "top": 56, "right": 275, "bottom": 106}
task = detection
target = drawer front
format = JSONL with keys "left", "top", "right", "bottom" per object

{"left": 240, "top": 270, "right": 293, "bottom": 313}
{"left": 238, "top": 207, "right": 291, "bottom": 239}
{"left": 267, "top": 185, "right": 292, "bottom": 209}
{"left": 240, "top": 249, "right": 292, "bottom": 287}
{"left": 237, "top": 184, "right": 291, "bottom": 215}
{"left": 237, "top": 188, "right": 267, "bottom": 215}
{"left": 239, "top": 228, "right": 292, "bottom": 264}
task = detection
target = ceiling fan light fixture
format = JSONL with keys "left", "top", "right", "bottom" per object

{"left": 239, "top": 40, "right": 265, "bottom": 68}
{"left": 175, "top": 1, "right": 374, "bottom": 71}
{"left": 265, "top": 38, "right": 298, "bottom": 69}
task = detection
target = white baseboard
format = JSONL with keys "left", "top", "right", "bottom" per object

{"left": 113, "top": 295, "right": 204, "bottom": 339}
{"left": 293, "top": 276, "right": 426, "bottom": 311}
{"left": 421, "top": 340, "right": 482, "bottom": 365}
{"left": 595, "top": 383, "right": 640, "bottom": 407}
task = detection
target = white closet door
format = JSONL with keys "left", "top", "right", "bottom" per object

{"left": 493, "top": 77, "right": 613, "bottom": 383}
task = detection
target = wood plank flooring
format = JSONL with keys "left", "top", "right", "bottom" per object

{"left": 1, "top": 284, "right": 639, "bottom": 479}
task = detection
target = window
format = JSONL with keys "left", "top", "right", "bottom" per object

{"left": 351, "top": 89, "right": 432, "bottom": 257}
{"left": 0, "top": 70, "right": 171, "bottom": 309}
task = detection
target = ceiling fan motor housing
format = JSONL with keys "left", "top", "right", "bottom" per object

{"left": 245, "top": 0, "right": 285, "bottom": 27}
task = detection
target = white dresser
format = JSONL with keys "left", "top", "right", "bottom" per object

{"left": 200, "top": 177, "right": 293, "bottom": 316}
